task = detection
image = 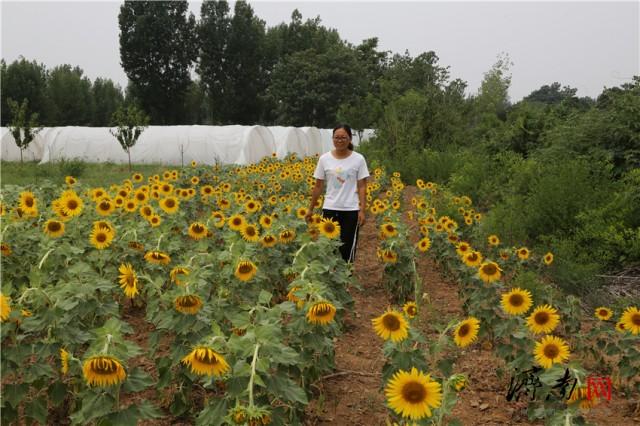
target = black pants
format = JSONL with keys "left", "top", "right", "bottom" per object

{"left": 322, "top": 209, "right": 360, "bottom": 263}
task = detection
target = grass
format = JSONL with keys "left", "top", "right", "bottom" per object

{"left": 1, "top": 160, "right": 172, "bottom": 188}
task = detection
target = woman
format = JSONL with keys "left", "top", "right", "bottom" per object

{"left": 305, "top": 124, "right": 369, "bottom": 263}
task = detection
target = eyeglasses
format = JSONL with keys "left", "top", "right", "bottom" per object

{"left": 333, "top": 136, "right": 349, "bottom": 141}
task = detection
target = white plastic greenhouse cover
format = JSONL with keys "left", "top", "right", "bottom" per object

{"left": 36, "top": 125, "right": 276, "bottom": 166}
{"left": 318, "top": 128, "right": 376, "bottom": 151}
{"left": 268, "top": 126, "right": 309, "bottom": 159}
{"left": 300, "top": 127, "right": 323, "bottom": 157}
{"left": 1, "top": 127, "right": 51, "bottom": 162}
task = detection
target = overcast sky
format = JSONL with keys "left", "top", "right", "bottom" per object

{"left": 2, "top": 1, "right": 638, "bottom": 101}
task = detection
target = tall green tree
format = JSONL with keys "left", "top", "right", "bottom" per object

{"left": 119, "top": 0, "right": 197, "bottom": 124}
{"left": 92, "top": 78, "right": 124, "bottom": 126}
{"left": 47, "top": 64, "right": 94, "bottom": 126}
{"left": 1, "top": 57, "right": 50, "bottom": 126}
{"left": 197, "top": 1, "right": 267, "bottom": 124}
{"left": 266, "top": 45, "right": 367, "bottom": 127}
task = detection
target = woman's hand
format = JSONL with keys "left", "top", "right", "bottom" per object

{"left": 358, "top": 210, "right": 366, "bottom": 226}
{"left": 304, "top": 210, "right": 314, "bottom": 223}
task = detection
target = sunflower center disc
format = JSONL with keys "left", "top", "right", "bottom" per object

{"left": 458, "top": 324, "right": 470, "bottom": 337}
{"left": 402, "top": 381, "right": 427, "bottom": 404}
{"left": 535, "top": 312, "right": 550, "bottom": 324}
{"left": 632, "top": 313, "right": 640, "bottom": 326}
{"left": 510, "top": 295, "right": 524, "bottom": 307}
{"left": 483, "top": 264, "right": 497, "bottom": 275}
{"left": 543, "top": 344, "right": 559, "bottom": 359}
{"left": 382, "top": 314, "right": 401, "bottom": 331}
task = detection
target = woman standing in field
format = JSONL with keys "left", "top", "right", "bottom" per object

{"left": 305, "top": 124, "right": 369, "bottom": 263}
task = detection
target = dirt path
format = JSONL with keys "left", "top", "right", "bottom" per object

{"left": 305, "top": 186, "right": 639, "bottom": 425}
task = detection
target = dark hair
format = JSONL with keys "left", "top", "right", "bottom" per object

{"left": 333, "top": 124, "right": 354, "bottom": 151}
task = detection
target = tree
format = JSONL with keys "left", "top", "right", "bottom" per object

{"left": 47, "top": 64, "right": 94, "bottom": 126}
{"left": 1, "top": 57, "right": 50, "bottom": 126}
{"left": 197, "top": 1, "right": 267, "bottom": 124}
{"left": 109, "top": 105, "right": 150, "bottom": 171}
{"left": 92, "top": 78, "right": 124, "bottom": 126}
{"left": 524, "top": 82, "right": 577, "bottom": 105}
{"left": 196, "top": 0, "right": 231, "bottom": 123}
{"left": 336, "top": 93, "right": 383, "bottom": 139}
{"left": 119, "top": 0, "right": 197, "bottom": 124}
{"left": 6, "top": 98, "right": 42, "bottom": 163}
{"left": 266, "top": 46, "right": 367, "bottom": 127}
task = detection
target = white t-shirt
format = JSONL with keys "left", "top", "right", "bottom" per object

{"left": 313, "top": 151, "right": 370, "bottom": 211}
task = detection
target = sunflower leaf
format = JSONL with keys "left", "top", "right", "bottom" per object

{"left": 122, "top": 367, "right": 155, "bottom": 392}
{"left": 264, "top": 374, "right": 308, "bottom": 405}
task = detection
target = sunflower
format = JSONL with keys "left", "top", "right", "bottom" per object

{"left": 403, "top": 302, "right": 418, "bottom": 319}
{"left": 414, "top": 237, "right": 431, "bottom": 253}
{"left": 462, "top": 251, "right": 483, "bottom": 267}
{"left": 82, "top": 355, "right": 126, "bottom": 387}
{"left": 144, "top": 250, "right": 171, "bottom": 265}
{"left": 228, "top": 214, "right": 246, "bottom": 231}
{"left": 60, "top": 348, "right": 70, "bottom": 375}
{"left": 43, "top": 219, "right": 65, "bottom": 238}
{"left": 381, "top": 223, "right": 398, "bottom": 238}
{"left": 455, "top": 242, "right": 471, "bottom": 257}
{"left": 476, "top": 261, "right": 502, "bottom": 284}
{"left": 260, "top": 234, "right": 278, "bottom": 248}
{"left": 174, "top": 295, "right": 203, "bottom": 314}
{"left": 615, "top": 321, "right": 626, "bottom": 333}
{"left": 19, "top": 191, "right": 37, "bottom": 214}
{"left": 170, "top": 267, "right": 190, "bottom": 285}
{"left": 516, "top": 247, "right": 530, "bottom": 260}
{"left": 534, "top": 335, "right": 570, "bottom": 369}
{"left": 139, "top": 205, "right": 154, "bottom": 219}
{"left": 279, "top": 229, "right": 296, "bottom": 244}
{"left": 148, "top": 214, "right": 162, "bottom": 227}
{"left": 1, "top": 243, "right": 11, "bottom": 257}
{"left": 319, "top": 218, "right": 341, "bottom": 239}
{"left": 118, "top": 263, "right": 138, "bottom": 298}
{"left": 501, "top": 288, "right": 533, "bottom": 316}
{"left": 128, "top": 241, "right": 145, "bottom": 252}
{"left": 526, "top": 305, "right": 560, "bottom": 334}
{"left": 182, "top": 347, "right": 230, "bottom": 377}
{"left": 287, "top": 286, "right": 305, "bottom": 309}
{"left": 90, "top": 227, "right": 114, "bottom": 250}
{"left": 159, "top": 196, "right": 180, "bottom": 214}
{"left": 385, "top": 367, "right": 442, "bottom": 420}
{"left": 0, "top": 293, "right": 11, "bottom": 322}
{"left": 488, "top": 235, "right": 500, "bottom": 246}
{"left": 235, "top": 260, "right": 257, "bottom": 281}
{"left": 620, "top": 306, "right": 640, "bottom": 335}
{"left": 499, "top": 250, "right": 510, "bottom": 261}
{"left": 381, "top": 249, "right": 398, "bottom": 264}
{"left": 60, "top": 192, "right": 84, "bottom": 217}
{"left": 210, "top": 211, "right": 225, "bottom": 228}
{"left": 95, "top": 199, "right": 115, "bottom": 216}
{"left": 240, "top": 223, "right": 260, "bottom": 242}
{"left": 567, "top": 386, "right": 599, "bottom": 409}
{"left": 453, "top": 317, "right": 480, "bottom": 347}
{"left": 132, "top": 173, "right": 143, "bottom": 182}
{"left": 123, "top": 199, "right": 138, "bottom": 213}
{"left": 190, "top": 176, "right": 200, "bottom": 186}
{"left": 594, "top": 307, "right": 613, "bottom": 321}
{"left": 258, "top": 214, "right": 273, "bottom": 229}
{"left": 372, "top": 309, "right": 409, "bottom": 342}
{"left": 296, "top": 207, "right": 308, "bottom": 220}
{"left": 188, "top": 222, "right": 208, "bottom": 240}
{"left": 306, "top": 301, "right": 337, "bottom": 325}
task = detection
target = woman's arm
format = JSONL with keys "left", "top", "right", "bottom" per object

{"left": 357, "top": 178, "right": 367, "bottom": 225}
{"left": 305, "top": 179, "right": 324, "bottom": 221}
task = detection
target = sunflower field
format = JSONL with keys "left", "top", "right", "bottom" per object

{"left": 1, "top": 158, "right": 639, "bottom": 425}
{"left": 0, "top": 156, "right": 389, "bottom": 425}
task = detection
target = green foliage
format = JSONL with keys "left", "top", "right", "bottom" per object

{"left": 57, "top": 158, "right": 87, "bottom": 179}
{"left": 6, "top": 98, "right": 41, "bottom": 163}
{"left": 118, "top": 0, "right": 197, "bottom": 124}
{"left": 47, "top": 64, "right": 94, "bottom": 126}
{"left": 92, "top": 78, "right": 124, "bottom": 126}
{"left": 109, "top": 104, "right": 150, "bottom": 171}
{"left": 0, "top": 57, "right": 49, "bottom": 126}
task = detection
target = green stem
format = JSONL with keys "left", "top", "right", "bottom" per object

{"left": 38, "top": 248, "right": 55, "bottom": 269}
{"left": 248, "top": 343, "right": 261, "bottom": 408}
{"left": 155, "top": 233, "right": 164, "bottom": 250}
{"left": 101, "top": 334, "right": 113, "bottom": 354}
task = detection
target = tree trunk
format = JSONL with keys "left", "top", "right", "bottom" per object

{"left": 127, "top": 149, "right": 132, "bottom": 172}
{"left": 20, "top": 148, "right": 23, "bottom": 164}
